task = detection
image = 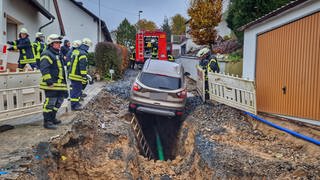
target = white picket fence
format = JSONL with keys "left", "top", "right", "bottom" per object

{"left": 0, "top": 70, "right": 44, "bottom": 122}
{"left": 207, "top": 72, "right": 257, "bottom": 114}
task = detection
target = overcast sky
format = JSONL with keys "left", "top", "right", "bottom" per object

{"left": 81, "top": 0, "right": 190, "bottom": 31}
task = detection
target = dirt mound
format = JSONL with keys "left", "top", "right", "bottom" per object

{"left": 16, "top": 71, "right": 320, "bottom": 179}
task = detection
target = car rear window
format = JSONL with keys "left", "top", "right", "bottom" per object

{"left": 139, "top": 72, "right": 181, "bottom": 90}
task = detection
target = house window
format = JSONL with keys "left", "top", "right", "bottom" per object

{"left": 6, "top": 15, "right": 21, "bottom": 41}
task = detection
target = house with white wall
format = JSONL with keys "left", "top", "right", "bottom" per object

{"left": 240, "top": 0, "right": 319, "bottom": 122}
{"left": 0, "top": 0, "right": 112, "bottom": 70}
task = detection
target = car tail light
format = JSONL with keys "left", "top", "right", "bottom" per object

{"left": 132, "top": 82, "right": 141, "bottom": 91}
{"left": 129, "top": 103, "right": 137, "bottom": 109}
{"left": 0, "top": 66, "right": 3, "bottom": 71}
{"left": 177, "top": 89, "right": 187, "bottom": 99}
{"left": 2, "top": 45, "right": 7, "bottom": 54}
{"left": 176, "top": 111, "right": 183, "bottom": 116}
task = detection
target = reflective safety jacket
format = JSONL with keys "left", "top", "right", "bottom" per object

{"left": 151, "top": 48, "right": 157, "bottom": 58}
{"left": 8, "top": 37, "right": 35, "bottom": 64}
{"left": 68, "top": 45, "right": 88, "bottom": 83}
{"left": 130, "top": 52, "right": 136, "bottom": 61}
{"left": 207, "top": 58, "right": 220, "bottom": 73}
{"left": 39, "top": 46, "right": 67, "bottom": 91}
{"left": 33, "top": 39, "right": 46, "bottom": 61}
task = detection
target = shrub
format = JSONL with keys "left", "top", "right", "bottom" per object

{"left": 87, "top": 52, "right": 95, "bottom": 66}
{"left": 94, "top": 42, "right": 123, "bottom": 80}
{"left": 116, "top": 45, "right": 129, "bottom": 74}
{"left": 227, "top": 50, "right": 243, "bottom": 62}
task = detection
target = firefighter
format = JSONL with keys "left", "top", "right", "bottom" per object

{"left": 7, "top": 28, "right": 36, "bottom": 70}
{"left": 129, "top": 46, "right": 136, "bottom": 69}
{"left": 33, "top": 32, "right": 46, "bottom": 69}
{"left": 151, "top": 47, "right": 158, "bottom": 59}
{"left": 207, "top": 55, "right": 220, "bottom": 73}
{"left": 196, "top": 47, "right": 219, "bottom": 100}
{"left": 61, "top": 39, "right": 71, "bottom": 62}
{"left": 39, "top": 34, "right": 67, "bottom": 129}
{"left": 66, "top": 40, "right": 81, "bottom": 68}
{"left": 68, "top": 38, "right": 92, "bottom": 111}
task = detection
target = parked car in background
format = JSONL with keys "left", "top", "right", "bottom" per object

{"left": 129, "top": 59, "right": 189, "bottom": 119}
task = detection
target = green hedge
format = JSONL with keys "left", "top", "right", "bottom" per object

{"left": 94, "top": 42, "right": 122, "bottom": 80}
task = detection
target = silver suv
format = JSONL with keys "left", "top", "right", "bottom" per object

{"left": 129, "top": 59, "right": 188, "bottom": 118}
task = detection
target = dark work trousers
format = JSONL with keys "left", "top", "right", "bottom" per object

{"left": 129, "top": 60, "right": 135, "bottom": 69}
{"left": 43, "top": 91, "right": 65, "bottom": 122}
{"left": 70, "top": 80, "right": 82, "bottom": 108}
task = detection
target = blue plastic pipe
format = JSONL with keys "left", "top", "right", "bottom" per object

{"left": 245, "top": 112, "right": 320, "bottom": 146}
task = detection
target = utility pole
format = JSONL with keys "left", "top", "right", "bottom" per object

{"left": 98, "top": 0, "right": 101, "bottom": 42}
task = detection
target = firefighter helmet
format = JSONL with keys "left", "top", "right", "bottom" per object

{"left": 35, "top": 32, "right": 44, "bottom": 38}
{"left": 47, "top": 34, "right": 63, "bottom": 44}
{"left": 72, "top": 40, "right": 82, "bottom": 48}
{"left": 19, "top": 28, "right": 28, "bottom": 35}
{"left": 196, "top": 47, "right": 210, "bottom": 57}
{"left": 82, "top": 38, "right": 93, "bottom": 47}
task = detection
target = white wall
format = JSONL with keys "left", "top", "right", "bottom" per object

{"left": 38, "top": 0, "right": 105, "bottom": 52}
{"left": 0, "top": 0, "right": 4, "bottom": 43}
{"left": 243, "top": 0, "right": 320, "bottom": 80}
{"left": 2, "top": 0, "right": 45, "bottom": 64}
{"left": 3, "top": 0, "right": 43, "bottom": 42}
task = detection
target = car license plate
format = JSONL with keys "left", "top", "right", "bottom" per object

{"left": 150, "top": 93, "right": 167, "bottom": 100}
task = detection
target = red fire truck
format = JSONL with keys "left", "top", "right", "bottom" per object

{"left": 135, "top": 30, "right": 168, "bottom": 64}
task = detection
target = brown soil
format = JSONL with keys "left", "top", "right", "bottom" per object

{"left": 12, "top": 76, "right": 320, "bottom": 179}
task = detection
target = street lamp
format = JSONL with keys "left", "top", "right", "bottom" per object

{"left": 138, "top": 10, "right": 143, "bottom": 22}
{"left": 138, "top": 10, "right": 143, "bottom": 32}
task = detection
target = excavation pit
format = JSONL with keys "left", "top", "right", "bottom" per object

{"left": 133, "top": 113, "right": 183, "bottom": 161}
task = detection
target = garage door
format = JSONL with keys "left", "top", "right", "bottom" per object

{"left": 256, "top": 12, "right": 320, "bottom": 120}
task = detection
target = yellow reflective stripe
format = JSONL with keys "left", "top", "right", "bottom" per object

{"left": 72, "top": 49, "right": 80, "bottom": 56}
{"left": 37, "top": 42, "right": 41, "bottom": 52}
{"left": 40, "top": 82, "right": 67, "bottom": 87}
{"left": 40, "top": 55, "right": 53, "bottom": 64}
{"left": 79, "top": 55, "right": 86, "bottom": 60}
{"left": 40, "top": 85, "right": 68, "bottom": 91}
{"left": 43, "top": 98, "right": 52, "bottom": 112}
{"left": 80, "top": 70, "right": 87, "bottom": 75}
{"left": 69, "top": 75, "right": 87, "bottom": 83}
{"left": 53, "top": 107, "right": 58, "bottom": 111}
{"left": 71, "top": 55, "right": 79, "bottom": 76}
{"left": 70, "top": 98, "right": 79, "bottom": 102}
{"left": 43, "top": 74, "right": 52, "bottom": 80}
{"left": 56, "top": 55, "right": 64, "bottom": 80}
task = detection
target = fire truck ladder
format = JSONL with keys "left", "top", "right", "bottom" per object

{"left": 130, "top": 115, "right": 153, "bottom": 160}
{"left": 137, "top": 33, "right": 144, "bottom": 59}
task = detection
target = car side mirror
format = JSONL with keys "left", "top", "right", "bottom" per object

{"left": 184, "top": 72, "right": 190, "bottom": 76}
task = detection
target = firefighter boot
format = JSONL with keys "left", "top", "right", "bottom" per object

{"left": 43, "top": 112, "right": 57, "bottom": 130}
{"left": 51, "top": 112, "right": 61, "bottom": 125}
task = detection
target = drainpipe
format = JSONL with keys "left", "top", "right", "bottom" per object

{"left": 53, "top": 0, "right": 66, "bottom": 36}
{"left": 38, "top": 18, "right": 55, "bottom": 32}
